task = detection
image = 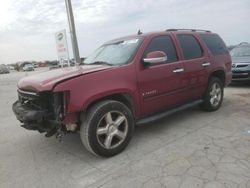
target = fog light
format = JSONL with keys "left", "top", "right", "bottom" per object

{"left": 65, "top": 123, "right": 77, "bottom": 131}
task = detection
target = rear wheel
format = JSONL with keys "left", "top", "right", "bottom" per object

{"left": 200, "top": 77, "right": 224, "bottom": 111}
{"left": 80, "top": 100, "right": 134, "bottom": 157}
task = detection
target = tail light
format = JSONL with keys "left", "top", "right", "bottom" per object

{"left": 226, "top": 61, "right": 232, "bottom": 71}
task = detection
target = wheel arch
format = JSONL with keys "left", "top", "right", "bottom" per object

{"left": 83, "top": 92, "right": 136, "bottom": 117}
{"left": 209, "top": 69, "right": 226, "bottom": 86}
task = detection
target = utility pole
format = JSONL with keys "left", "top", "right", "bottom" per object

{"left": 65, "top": 0, "right": 81, "bottom": 65}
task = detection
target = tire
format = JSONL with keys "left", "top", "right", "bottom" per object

{"left": 80, "top": 100, "right": 134, "bottom": 157}
{"left": 200, "top": 77, "right": 224, "bottom": 111}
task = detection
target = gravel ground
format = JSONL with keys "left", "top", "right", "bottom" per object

{"left": 0, "top": 69, "right": 250, "bottom": 188}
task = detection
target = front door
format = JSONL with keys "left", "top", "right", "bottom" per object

{"left": 137, "top": 35, "right": 187, "bottom": 117}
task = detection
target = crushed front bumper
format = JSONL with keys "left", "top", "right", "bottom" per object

{"left": 12, "top": 101, "right": 60, "bottom": 136}
{"left": 12, "top": 101, "right": 46, "bottom": 123}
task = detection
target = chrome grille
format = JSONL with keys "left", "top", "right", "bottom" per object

{"left": 232, "top": 63, "right": 250, "bottom": 68}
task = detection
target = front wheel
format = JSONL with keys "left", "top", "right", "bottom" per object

{"left": 80, "top": 100, "right": 134, "bottom": 157}
{"left": 200, "top": 77, "right": 224, "bottom": 111}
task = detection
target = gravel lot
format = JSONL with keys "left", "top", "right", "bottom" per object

{"left": 1, "top": 69, "right": 250, "bottom": 188}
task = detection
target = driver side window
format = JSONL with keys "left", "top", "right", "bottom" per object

{"left": 144, "top": 36, "right": 178, "bottom": 63}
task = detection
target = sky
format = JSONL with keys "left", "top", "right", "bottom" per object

{"left": 0, "top": 0, "right": 249, "bottom": 64}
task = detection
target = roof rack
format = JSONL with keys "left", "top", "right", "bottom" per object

{"left": 166, "top": 29, "right": 211, "bottom": 33}
{"left": 239, "top": 42, "right": 249, "bottom": 45}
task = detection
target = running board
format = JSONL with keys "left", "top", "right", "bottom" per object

{"left": 136, "top": 100, "right": 203, "bottom": 125}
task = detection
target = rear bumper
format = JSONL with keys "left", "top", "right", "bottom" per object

{"left": 225, "top": 71, "right": 232, "bottom": 86}
{"left": 12, "top": 101, "right": 59, "bottom": 135}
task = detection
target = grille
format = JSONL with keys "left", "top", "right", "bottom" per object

{"left": 18, "top": 89, "right": 50, "bottom": 110}
{"left": 17, "top": 89, "right": 64, "bottom": 120}
{"left": 232, "top": 63, "right": 249, "bottom": 68}
{"left": 237, "top": 64, "right": 248, "bottom": 68}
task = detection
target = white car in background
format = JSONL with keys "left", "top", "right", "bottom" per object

{"left": 23, "top": 64, "right": 34, "bottom": 71}
{"left": 0, "top": 64, "right": 10, "bottom": 74}
{"left": 8, "top": 66, "right": 15, "bottom": 70}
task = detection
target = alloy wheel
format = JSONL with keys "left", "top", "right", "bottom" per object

{"left": 209, "top": 82, "right": 222, "bottom": 107}
{"left": 96, "top": 111, "right": 128, "bottom": 149}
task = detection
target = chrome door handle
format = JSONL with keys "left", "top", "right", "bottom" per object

{"left": 173, "top": 68, "right": 184, "bottom": 73}
{"left": 202, "top": 62, "right": 211, "bottom": 67}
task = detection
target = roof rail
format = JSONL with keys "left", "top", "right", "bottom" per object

{"left": 166, "top": 29, "right": 211, "bottom": 33}
{"left": 239, "top": 42, "right": 249, "bottom": 45}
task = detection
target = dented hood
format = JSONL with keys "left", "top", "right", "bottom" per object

{"left": 18, "top": 65, "right": 111, "bottom": 92}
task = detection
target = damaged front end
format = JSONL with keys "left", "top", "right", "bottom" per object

{"left": 12, "top": 89, "right": 73, "bottom": 137}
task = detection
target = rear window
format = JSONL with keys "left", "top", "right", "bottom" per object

{"left": 200, "top": 34, "right": 228, "bottom": 55}
{"left": 177, "top": 35, "right": 203, "bottom": 60}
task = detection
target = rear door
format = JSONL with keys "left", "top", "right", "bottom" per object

{"left": 175, "top": 34, "right": 210, "bottom": 101}
{"left": 200, "top": 33, "right": 232, "bottom": 85}
{"left": 137, "top": 35, "right": 187, "bottom": 117}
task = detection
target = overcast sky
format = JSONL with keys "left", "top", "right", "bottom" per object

{"left": 0, "top": 0, "right": 249, "bottom": 64}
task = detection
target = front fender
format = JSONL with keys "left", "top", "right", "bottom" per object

{"left": 53, "top": 64, "right": 139, "bottom": 117}
{"left": 83, "top": 90, "right": 136, "bottom": 112}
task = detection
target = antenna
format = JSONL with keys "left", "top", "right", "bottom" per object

{"left": 137, "top": 29, "right": 142, "bottom": 35}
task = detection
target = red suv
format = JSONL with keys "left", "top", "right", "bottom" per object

{"left": 13, "top": 29, "right": 232, "bottom": 157}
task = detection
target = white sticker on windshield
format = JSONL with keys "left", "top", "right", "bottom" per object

{"left": 122, "top": 39, "right": 139, "bottom": 44}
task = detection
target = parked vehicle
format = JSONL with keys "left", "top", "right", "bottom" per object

{"left": 0, "top": 64, "right": 10, "bottom": 74}
{"left": 230, "top": 42, "right": 250, "bottom": 81}
{"left": 23, "top": 64, "right": 34, "bottom": 71}
{"left": 34, "top": 63, "right": 39, "bottom": 68}
{"left": 13, "top": 29, "right": 232, "bottom": 157}
{"left": 49, "top": 62, "right": 70, "bottom": 70}
{"left": 49, "top": 64, "right": 61, "bottom": 70}
{"left": 8, "top": 66, "right": 15, "bottom": 70}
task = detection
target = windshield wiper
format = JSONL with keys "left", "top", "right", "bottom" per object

{"left": 86, "top": 61, "right": 114, "bottom": 66}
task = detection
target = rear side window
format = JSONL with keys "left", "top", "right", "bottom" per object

{"left": 200, "top": 34, "right": 228, "bottom": 55}
{"left": 177, "top": 35, "right": 203, "bottom": 60}
{"left": 145, "top": 35, "right": 178, "bottom": 63}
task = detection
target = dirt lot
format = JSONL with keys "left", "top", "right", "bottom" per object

{"left": 0, "top": 69, "right": 250, "bottom": 188}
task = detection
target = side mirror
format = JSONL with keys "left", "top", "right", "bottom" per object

{"left": 143, "top": 51, "right": 167, "bottom": 65}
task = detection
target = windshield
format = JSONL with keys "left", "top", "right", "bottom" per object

{"left": 84, "top": 38, "right": 142, "bottom": 65}
{"left": 230, "top": 46, "right": 250, "bottom": 57}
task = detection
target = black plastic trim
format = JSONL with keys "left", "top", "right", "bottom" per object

{"left": 136, "top": 100, "right": 202, "bottom": 125}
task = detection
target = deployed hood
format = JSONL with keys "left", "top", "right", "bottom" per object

{"left": 232, "top": 56, "right": 250, "bottom": 64}
{"left": 18, "top": 65, "right": 112, "bottom": 92}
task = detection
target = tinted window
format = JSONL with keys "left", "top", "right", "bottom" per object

{"left": 200, "top": 34, "right": 228, "bottom": 55}
{"left": 145, "top": 36, "right": 178, "bottom": 63}
{"left": 178, "top": 35, "right": 203, "bottom": 60}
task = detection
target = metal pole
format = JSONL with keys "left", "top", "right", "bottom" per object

{"left": 65, "top": 0, "right": 81, "bottom": 65}
{"left": 63, "top": 29, "right": 71, "bottom": 67}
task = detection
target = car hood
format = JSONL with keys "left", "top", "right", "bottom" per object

{"left": 18, "top": 65, "right": 112, "bottom": 92}
{"left": 232, "top": 56, "right": 250, "bottom": 64}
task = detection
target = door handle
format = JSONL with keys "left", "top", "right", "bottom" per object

{"left": 173, "top": 68, "right": 184, "bottom": 73}
{"left": 202, "top": 62, "right": 211, "bottom": 67}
